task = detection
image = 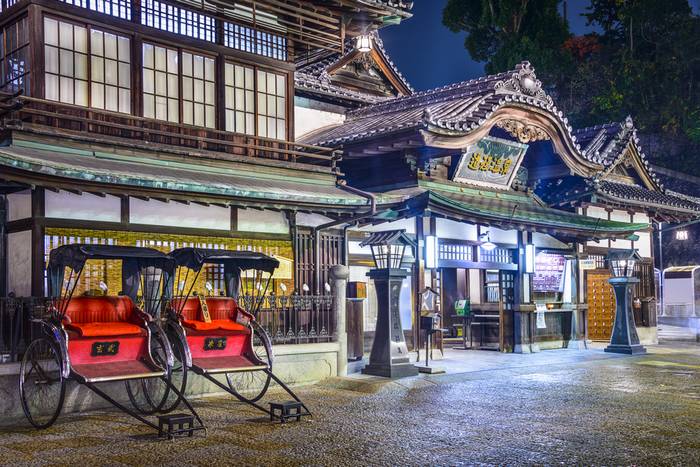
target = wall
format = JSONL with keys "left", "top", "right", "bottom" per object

{"left": 7, "top": 231, "right": 31, "bottom": 296}
{"left": 237, "top": 208, "right": 289, "bottom": 234}
{"left": 294, "top": 97, "right": 346, "bottom": 139}
{"left": 6, "top": 189, "right": 31, "bottom": 221}
{"left": 130, "top": 198, "right": 230, "bottom": 230}
{"left": 609, "top": 209, "right": 632, "bottom": 249}
{"left": 632, "top": 212, "right": 652, "bottom": 258}
{"left": 435, "top": 218, "right": 477, "bottom": 241}
{"left": 46, "top": 191, "right": 121, "bottom": 222}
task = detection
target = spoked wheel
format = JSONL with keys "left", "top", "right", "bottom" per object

{"left": 156, "top": 331, "right": 188, "bottom": 414}
{"left": 226, "top": 323, "right": 273, "bottom": 403}
{"left": 19, "top": 338, "right": 66, "bottom": 429}
{"left": 125, "top": 330, "right": 172, "bottom": 415}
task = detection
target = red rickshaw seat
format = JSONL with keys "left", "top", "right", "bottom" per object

{"left": 66, "top": 322, "right": 145, "bottom": 337}
{"left": 62, "top": 296, "right": 147, "bottom": 338}
{"left": 173, "top": 297, "right": 250, "bottom": 334}
{"left": 181, "top": 319, "right": 247, "bottom": 333}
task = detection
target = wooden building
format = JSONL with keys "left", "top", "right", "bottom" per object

{"left": 0, "top": 0, "right": 413, "bottom": 301}
{"left": 299, "top": 59, "right": 700, "bottom": 352}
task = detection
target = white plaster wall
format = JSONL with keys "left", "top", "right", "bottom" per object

{"left": 7, "top": 231, "right": 31, "bottom": 296}
{"left": 294, "top": 105, "right": 345, "bottom": 139}
{"left": 296, "top": 212, "right": 333, "bottom": 228}
{"left": 46, "top": 191, "right": 121, "bottom": 222}
{"left": 435, "top": 218, "right": 477, "bottom": 241}
{"left": 635, "top": 232, "right": 652, "bottom": 258}
{"left": 609, "top": 209, "right": 632, "bottom": 249}
{"left": 237, "top": 208, "right": 289, "bottom": 234}
{"left": 348, "top": 240, "right": 371, "bottom": 256}
{"left": 130, "top": 198, "right": 230, "bottom": 230}
{"left": 632, "top": 212, "right": 652, "bottom": 258}
{"left": 7, "top": 189, "right": 31, "bottom": 221}
{"left": 469, "top": 269, "right": 482, "bottom": 304}
{"left": 532, "top": 232, "right": 569, "bottom": 249}
{"left": 487, "top": 226, "right": 517, "bottom": 245}
{"left": 585, "top": 206, "right": 609, "bottom": 248}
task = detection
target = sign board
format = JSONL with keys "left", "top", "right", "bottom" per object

{"left": 453, "top": 136, "right": 529, "bottom": 188}
{"left": 533, "top": 252, "right": 566, "bottom": 293}
{"left": 579, "top": 258, "right": 597, "bottom": 271}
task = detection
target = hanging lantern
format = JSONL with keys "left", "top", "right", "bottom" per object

{"left": 355, "top": 34, "right": 373, "bottom": 53}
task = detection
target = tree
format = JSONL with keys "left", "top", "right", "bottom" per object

{"left": 442, "top": 0, "right": 573, "bottom": 85}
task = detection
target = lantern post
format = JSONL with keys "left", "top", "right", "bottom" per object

{"left": 604, "top": 249, "right": 647, "bottom": 355}
{"left": 360, "top": 230, "right": 418, "bottom": 378}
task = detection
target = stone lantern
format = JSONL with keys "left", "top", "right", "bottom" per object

{"left": 360, "top": 230, "right": 418, "bottom": 378}
{"left": 604, "top": 249, "right": 646, "bottom": 355}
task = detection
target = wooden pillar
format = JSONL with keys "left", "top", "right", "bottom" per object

{"left": 31, "top": 188, "right": 45, "bottom": 297}
{"left": 0, "top": 194, "right": 6, "bottom": 297}
{"left": 513, "top": 230, "right": 536, "bottom": 353}
{"left": 413, "top": 215, "right": 424, "bottom": 353}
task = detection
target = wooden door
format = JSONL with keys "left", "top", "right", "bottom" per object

{"left": 586, "top": 270, "right": 616, "bottom": 341}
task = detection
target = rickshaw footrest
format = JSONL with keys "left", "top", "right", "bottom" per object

{"left": 158, "top": 413, "right": 196, "bottom": 439}
{"left": 269, "top": 401, "right": 306, "bottom": 423}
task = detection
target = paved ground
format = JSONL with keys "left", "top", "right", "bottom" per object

{"left": 1, "top": 343, "right": 699, "bottom": 466}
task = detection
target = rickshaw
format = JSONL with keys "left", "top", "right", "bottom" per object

{"left": 18, "top": 244, "right": 205, "bottom": 437}
{"left": 154, "top": 247, "right": 311, "bottom": 421}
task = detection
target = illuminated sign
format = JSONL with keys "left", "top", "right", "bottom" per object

{"left": 453, "top": 136, "right": 529, "bottom": 188}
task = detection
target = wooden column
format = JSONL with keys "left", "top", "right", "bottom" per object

{"left": 412, "top": 215, "right": 424, "bottom": 353}
{"left": 31, "top": 188, "right": 45, "bottom": 297}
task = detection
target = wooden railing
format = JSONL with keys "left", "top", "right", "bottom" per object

{"left": 7, "top": 96, "right": 340, "bottom": 169}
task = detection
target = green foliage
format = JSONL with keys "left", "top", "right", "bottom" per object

{"left": 442, "top": 0, "right": 700, "bottom": 175}
{"left": 443, "top": 0, "right": 573, "bottom": 83}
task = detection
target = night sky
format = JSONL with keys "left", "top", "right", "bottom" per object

{"left": 380, "top": 0, "right": 700, "bottom": 91}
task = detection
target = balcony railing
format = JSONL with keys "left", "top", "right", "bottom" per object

{"left": 6, "top": 96, "right": 340, "bottom": 169}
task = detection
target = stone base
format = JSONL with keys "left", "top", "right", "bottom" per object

{"left": 567, "top": 339, "right": 587, "bottom": 350}
{"left": 416, "top": 365, "right": 445, "bottom": 374}
{"left": 604, "top": 344, "right": 647, "bottom": 355}
{"left": 362, "top": 362, "right": 418, "bottom": 379}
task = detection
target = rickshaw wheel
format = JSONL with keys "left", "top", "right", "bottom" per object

{"left": 157, "top": 330, "right": 188, "bottom": 414}
{"left": 125, "top": 330, "right": 171, "bottom": 415}
{"left": 19, "top": 338, "right": 66, "bottom": 429}
{"left": 226, "top": 323, "right": 272, "bottom": 403}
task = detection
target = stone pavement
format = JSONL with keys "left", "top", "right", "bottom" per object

{"left": 1, "top": 343, "right": 699, "bottom": 466}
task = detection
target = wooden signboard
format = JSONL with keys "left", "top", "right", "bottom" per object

{"left": 199, "top": 296, "right": 212, "bottom": 323}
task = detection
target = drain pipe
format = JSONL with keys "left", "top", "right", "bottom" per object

{"left": 312, "top": 181, "right": 379, "bottom": 293}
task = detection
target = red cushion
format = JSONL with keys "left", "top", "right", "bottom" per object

{"left": 66, "top": 322, "right": 145, "bottom": 337}
{"left": 181, "top": 319, "right": 248, "bottom": 333}
{"left": 63, "top": 296, "right": 136, "bottom": 324}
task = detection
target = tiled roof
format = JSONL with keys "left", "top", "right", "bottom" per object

{"left": 536, "top": 176, "right": 700, "bottom": 215}
{"left": 299, "top": 65, "right": 517, "bottom": 146}
{"left": 596, "top": 180, "right": 700, "bottom": 213}
{"left": 570, "top": 116, "right": 662, "bottom": 188}
{"left": 382, "top": 178, "right": 648, "bottom": 239}
{"left": 295, "top": 32, "right": 412, "bottom": 106}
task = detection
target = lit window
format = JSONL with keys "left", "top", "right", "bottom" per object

{"left": 90, "top": 29, "right": 131, "bottom": 113}
{"left": 44, "top": 18, "right": 130, "bottom": 111}
{"left": 224, "top": 63, "right": 254, "bottom": 135}
{"left": 256, "top": 70, "right": 286, "bottom": 140}
{"left": 142, "top": 42, "right": 179, "bottom": 123}
{"left": 182, "top": 52, "right": 215, "bottom": 128}
{"left": 44, "top": 18, "right": 89, "bottom": 106}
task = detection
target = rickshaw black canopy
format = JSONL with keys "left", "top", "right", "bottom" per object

{"left": 169, "top": 248, "right": 279, "bottom": 273}
{"left": 47, "top": 244, "right": 175, "bottom": 299}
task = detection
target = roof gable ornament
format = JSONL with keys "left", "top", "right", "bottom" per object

{"left": 494, "top": 62, "right": 554, "bottom": 107}
{"left": 495, "top": 119, "right": 549, "bottom": 144}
